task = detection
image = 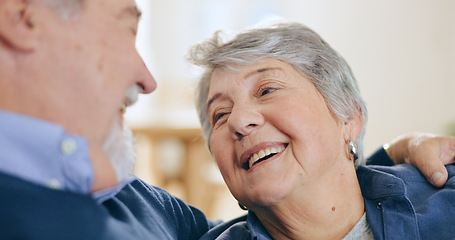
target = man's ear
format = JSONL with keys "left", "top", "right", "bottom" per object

{"left": 0, "top": 0, "right": 39, "bottom": 52}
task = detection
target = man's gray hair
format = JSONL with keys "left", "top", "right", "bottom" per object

{"left": 187, "top": 22, "right": 369, "bottom": 165}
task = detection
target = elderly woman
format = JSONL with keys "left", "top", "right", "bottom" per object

{"left": 188, "top": 22, "right": 455, "bottom": 239}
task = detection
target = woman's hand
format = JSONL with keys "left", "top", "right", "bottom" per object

{"left": 386, "top": 133, "right": 455, "bottom": 187}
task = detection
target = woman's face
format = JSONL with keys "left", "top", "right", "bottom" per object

{"left": 207, "top": 58, "right": 354, "bottom": 208}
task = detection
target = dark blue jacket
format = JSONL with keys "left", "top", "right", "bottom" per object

{"left": 0, "top": 173, "right": 213, "bottom": 240}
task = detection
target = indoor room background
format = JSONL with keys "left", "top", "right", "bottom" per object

{"left": 126, "top": 0, "right": 455, "bottom": 221}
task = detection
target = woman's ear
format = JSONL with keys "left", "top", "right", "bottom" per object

{"left": 0, "top": 0, "right": 39, "bottom": 52}
{"left": 343, "top": 108, "right": 364, "bottom": 142}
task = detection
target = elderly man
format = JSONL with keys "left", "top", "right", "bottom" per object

{"left": 0, "top": 0, "right": 213, "bottom": 239}
{"left": 0, "top": 0, "right": 453, "bottom": 239}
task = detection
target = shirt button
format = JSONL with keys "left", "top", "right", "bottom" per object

{"left": 61, "top": 138, "right": 77, "bottom": 155}
{"left": 47, "top": 178, "right": 61, "bottom": 189}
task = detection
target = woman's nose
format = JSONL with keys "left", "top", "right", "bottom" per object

{"left": 227, "top": 105, "right": 265, "bottom": 140}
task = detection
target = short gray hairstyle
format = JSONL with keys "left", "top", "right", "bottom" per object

{"left": 188, "top": 22, "right": 368, "bottom": 165}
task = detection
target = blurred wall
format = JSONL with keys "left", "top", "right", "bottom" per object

{"left": 130, "top": 0, "right": 455, "bottom": 155}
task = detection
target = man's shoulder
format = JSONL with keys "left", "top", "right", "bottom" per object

{"left": 0, "top": 172, "right": 134, "bottom": 239}
{"left": 117, "top": 178, "right": 184, "bottom": 206}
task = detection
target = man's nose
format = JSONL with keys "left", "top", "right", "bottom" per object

{"left": 137, "top": 60, "right": 157, "bottom": 94}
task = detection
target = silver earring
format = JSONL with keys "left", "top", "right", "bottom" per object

{"left": 349, "top": 140, "right": 358, "bottom": 161}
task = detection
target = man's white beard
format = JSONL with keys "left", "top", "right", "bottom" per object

{"left": 103, "top": 120, "right": 136, "bottom": 183}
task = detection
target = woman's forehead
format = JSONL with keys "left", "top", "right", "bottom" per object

{"left": 210, "top": 59, "right": 293, "bottom": 82}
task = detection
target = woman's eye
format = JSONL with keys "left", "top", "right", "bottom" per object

{"left": 213, "top": 112, "right": 228, "bottom": 124}
{"left": 260, "top": 88, "right": 276, "bottom": 96}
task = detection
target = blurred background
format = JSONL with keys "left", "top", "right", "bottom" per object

{"left": 127, "top": 0, "right": 455, "bottom": 221}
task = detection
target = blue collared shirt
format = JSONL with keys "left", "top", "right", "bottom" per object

{"left": 0, "top": 110, "right": 125, "bottom": 202}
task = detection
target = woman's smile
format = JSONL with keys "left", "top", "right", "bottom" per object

{"left": 241, "top": 143, "right": 287, "bottom": 171}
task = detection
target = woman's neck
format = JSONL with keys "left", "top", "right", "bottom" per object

{"left": 252, "top": 165, "right": 364, "bottom": 240}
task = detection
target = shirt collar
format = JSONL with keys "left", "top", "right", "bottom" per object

{"left": 357, "top": 165, "right": 406, "bottom": 199}
{"left": 92, "top": 175, "right": 136, "bottom": 203}
{"left": 0, "top": 110, "right": 93, "bottom": 194}
{"left": 246, "top": 211, "right": 273, "bottom": 240}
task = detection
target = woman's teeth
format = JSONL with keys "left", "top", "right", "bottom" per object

{"left": 248, "top": 145, "right": 285, "bottom": 169}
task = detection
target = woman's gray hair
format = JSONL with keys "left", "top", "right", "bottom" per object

{"left": 188, "top": 22, "right": 369, "bottom": 165}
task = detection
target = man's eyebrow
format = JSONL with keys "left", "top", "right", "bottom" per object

{"left": 118, "top": 5, "right": 142, "bottom": 20}
{"left": 131, "top": 5, "right": 142, "bottom": 19}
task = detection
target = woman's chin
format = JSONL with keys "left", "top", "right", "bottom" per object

{"left": 240, "top": 185, "right": 296, "bottom": 209}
